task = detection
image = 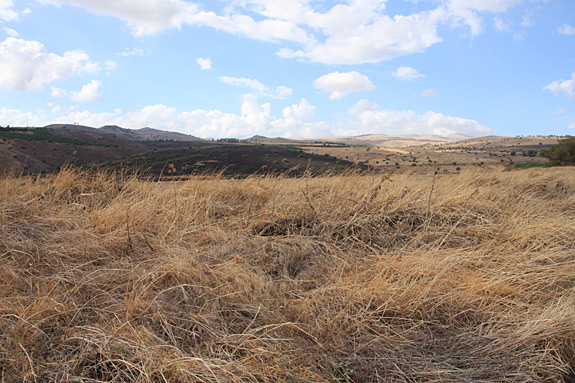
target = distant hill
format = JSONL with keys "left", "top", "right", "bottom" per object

{"left": 0, "top": 124, "right": 362, "bottom": 177}
{"left": 248, "top": 135, "right": 294, "bottom": 143}
{"left": 275, "top": 133, "right": 472, "bottom": 148}
{"left": 100, "top": 125, "right": 203, "bottom": 142}
{"left": 0, "top": 125, "right": 559, "bottom": 177}
{"left": 45, "top": 124, "right": 202, "bottom": 142}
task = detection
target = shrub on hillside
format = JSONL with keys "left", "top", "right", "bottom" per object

{"left": 541, "top": 136, "right": 575, "bottom": 165}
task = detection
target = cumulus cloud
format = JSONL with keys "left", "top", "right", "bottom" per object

{"left": 51, "top": 87, "right": 67, "bottom": 98}
{"left": 279, "top": 7, "right": 446, "bottom": 64}
{"left": 272, "top": 98, "right": 331, "bottom": 137}
{"left": 53, "top": 108, "right": 122, "bottom": 127}
{"left": 34, "top": 0, "right": 534, "bottom": 65}
{"left": 0, "top": 106, "right": 44, "bottom": 126}
{"left": 35, "top": 0, "right": 200, "bottom": 36}
{"left": 346, "top": 99, "right": 491, "bottom": 137}
{"left": 1, "top": 97, "right": 492, "bottom": 139}
{"left": 348, "top": 99, "right": 380, "bottom": 116}
{"left": 0, "top": 0, "right": 18, "bottom": 21}
{"left": 544, "top": 73, "right": 575, "bottom": 98}
{"left": 220, "top": 76, "right": 266, "bottom": 93}
{"left": 275, "top": 86, "right": 294, "bottom": 99}
{"left": 0, "top": 37, "right": 99, "bottom": 91}
{"left": 446, "top": 0, "right": 529, "bottom": 36}
{"left": 558, "top": 24, "right": 575, "bottom": 36}
{"left": 36, "top": 0, "right": 311, "bottom": 42}
{"left": 71, "top": 80, "right": 102, "bottom": 102}
{"left": 186, "top": 11, "right": 311, "bottom": 44}
{"left": 219, "top": 75, "right": 293, "bottom": 99}
{"left": 2, "top": 26, "right": 18, "bottom": 37}
{"left": 196, "top": 57, "right": 212, "bottom": 70}
{"left": 313, "top": 71, "right": 375, "bottom": 100}
{"left": 393, "top": 66, "right": 425, "bottom": 81}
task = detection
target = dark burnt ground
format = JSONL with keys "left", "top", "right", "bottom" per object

{"left": 103, "top": 142, "right": 366, "bottom": 177}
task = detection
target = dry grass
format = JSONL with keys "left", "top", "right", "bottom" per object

{"left": 1, "top": 166, "right": 575, "bottom": 382}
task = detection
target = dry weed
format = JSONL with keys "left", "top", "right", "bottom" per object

{"left": 1, "top": 167, "right": 574, "bottom": 382}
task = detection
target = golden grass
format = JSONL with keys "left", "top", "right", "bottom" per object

{"left": 1, "top": 166, "right": 574, "bottom": 382}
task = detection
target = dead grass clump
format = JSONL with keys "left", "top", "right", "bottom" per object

{"left": 1, "top": 166, "right": 574, "bottom": 381}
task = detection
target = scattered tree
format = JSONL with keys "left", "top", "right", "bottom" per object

{"left": 540, "top": 137, "right": 575, "bottom": 166}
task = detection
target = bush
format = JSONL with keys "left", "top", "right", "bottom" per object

{"left": 540, "top": 136, "right": 575, "bottom": 166}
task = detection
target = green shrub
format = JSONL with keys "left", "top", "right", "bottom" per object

{"left": 540, "top": 137, "right": 575, "bottom": 166}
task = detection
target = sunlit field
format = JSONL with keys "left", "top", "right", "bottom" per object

{"left": 1, "top": 167, "right": 574, "bottom": 382}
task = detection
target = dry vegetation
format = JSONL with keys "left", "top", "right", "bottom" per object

{"left": 1, "top": 166, "right": 575, "bottom": 382}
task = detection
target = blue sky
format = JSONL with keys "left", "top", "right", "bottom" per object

{"left": 0, "top": 0, "right": 574, "bottom": 138}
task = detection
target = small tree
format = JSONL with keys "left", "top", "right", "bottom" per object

{"left": 540, "top": 136, "right": 575, "bottom": 166}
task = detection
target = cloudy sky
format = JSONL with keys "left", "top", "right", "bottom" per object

{"left": 0, "top": 0, "right": 574, "bottom": 138}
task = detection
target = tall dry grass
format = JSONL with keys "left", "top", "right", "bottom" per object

{"left": 1, "top": 166, "right": 574, "bottom": 382}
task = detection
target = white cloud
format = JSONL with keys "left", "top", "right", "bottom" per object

{"left": 448, "top": 0, "right": 524, "bottom": 13}
{"left": 348, "top": 99, "right": 380, "bottom": 116}
{"left": 186, "top": 11, "right": 311, "bottom": 44}
{"left": 493, "top": 16, "right": 510, "bottom": 32}
{"left": 544, "top": 73, "right": 575, "bottom": 98}
{"left": 118, "top": 47, "right": 150, "bottom": 57}
{"left": 446, "top": 0, "right": 528, "bottom": 37}
{"left": 71, "top": 80, "right": 102, "bottom": 102}
{"left": 51, "top": 87, "right": 67, "bottom": 98}
{"left": 104, "top": 61, "right": 117, "bottom": 74}
{"left": 219, "top": 75, "right": 293, "bottom": 99}
{"left": 272, "top": 98, "right": 331, "bottom": 137}
{"left": 1, "top": 96, "right": 325, "bottom": 138}
{"left": 393, "top": 66, "right": 425, "bottom": 81}
{"left": 36, "top": 0, "right": 200, "bottom": 36}
{"left": 2, "top": 26, "right": 19, "bottom": 37}
{"left": 279, "top": 7, "right": 447, "bottom": 64}
{"left": 2, "top": 96, "right": 493, "bottom": 139}
{"left": 275, "top": 85, "right": 293, "bottom": 98}
{"left": 558, "top": 24, "right": 575, "bottom": 36}
{"left": 280, "top": 97, "right": 315, "bottom": 123}
{"left": 421, "top": 89, "right": 439, "bottom": 97}
{"left": 0, "top": 37, "right": 99, "bottom": 91}
{"left": 54, "top": 108, "right": 122, "bottom": 127}
{"left": 36, "top": 0, "right": 311, "bottom": 42}
{"left": 313, "top": 71, "right": 375, "bottom": 100}
{"left": 34, "top": 0, "right": 532, "bottom": 65}
{"left": 196, "top": 57, "right": 212, "bottom": 70}
{"left": 0, "top": 106, "right": 45, "bottom": 126}
{"left": 220, "top": 76, "right": 267, "bottom": 93}
{"left": 0, "top": 0, "right": 18, "bottom": 21}
{"left": 346, "top": 100, "right": 491, "bottom": 137}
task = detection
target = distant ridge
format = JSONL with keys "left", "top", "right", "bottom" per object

{"left": 100, "top": 125, "right": 203, "bottom": 141}
{"left": 248, "top": 135, "right": 293, "bottom": 143}
{"left": 45, "top": 124, "right": 202, "bottom": 142}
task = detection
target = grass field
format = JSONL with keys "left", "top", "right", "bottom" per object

{"left": 1, "top": 167, "right": 574, "bottom": 382}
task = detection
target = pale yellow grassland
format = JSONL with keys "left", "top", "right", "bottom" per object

{"left": 1, "top": 167, "right": 574, "bottom": 382}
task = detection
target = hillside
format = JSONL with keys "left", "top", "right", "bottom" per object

{"left": 0, "top": 126, "right": 360, "bottom": 177}
{"left": 1, "top": 167, "right": 574, "bottom": 381}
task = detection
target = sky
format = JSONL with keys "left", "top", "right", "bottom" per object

{"left": 0, "top": 0, "right": 574, "bottom": 139}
